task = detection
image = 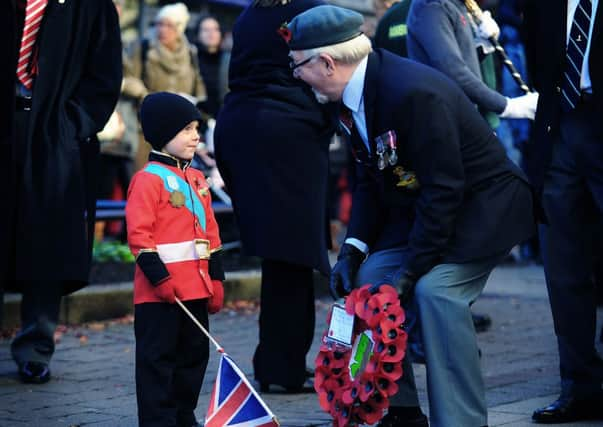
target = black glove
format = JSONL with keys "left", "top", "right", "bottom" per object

{"left": 370, "top": 268, "right": 417, "bottom": 304}
{"left": 329, "top": 243, "right": 365, "bottom": 299}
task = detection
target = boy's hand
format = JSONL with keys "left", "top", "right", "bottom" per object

{"left": 208, "top": 280, "right": 224, "bottom": 314}
{"left": 154, "top": 279, "right": 177, "bottom": 303}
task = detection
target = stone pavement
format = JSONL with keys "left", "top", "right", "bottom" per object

{"left": 1, "top": 264, "right": 603, "bottom": 427}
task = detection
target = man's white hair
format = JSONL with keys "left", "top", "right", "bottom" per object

{"left": 300, "top": 34, "right": 372, "bottom": 65}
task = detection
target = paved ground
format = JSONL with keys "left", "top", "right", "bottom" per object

{"left": 1, "top": 264, "right": 603, "bottom": 427}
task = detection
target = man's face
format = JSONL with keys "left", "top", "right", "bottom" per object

{"left": 289, "top": 51, "right": 341, "bottom": 103}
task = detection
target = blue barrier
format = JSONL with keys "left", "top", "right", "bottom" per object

{"left": 95, "top": 200, "right": 233, "bottom": 220}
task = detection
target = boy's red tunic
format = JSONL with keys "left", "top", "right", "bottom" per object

{"left": 126, "top": 155, "right": 222, "bottom": 304}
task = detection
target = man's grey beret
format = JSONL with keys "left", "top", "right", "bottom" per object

{"left": 287, "top": 5, "right": 364, "bottom": 50}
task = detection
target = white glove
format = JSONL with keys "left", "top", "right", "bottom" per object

{"left": 500, "top": 92, "right": 539, "bottom": 120}
{"left": 477, "top": 11, "right": 500, "bottom": 40}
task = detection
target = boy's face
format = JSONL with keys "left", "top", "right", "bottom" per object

{"left": 163, "top": 120, "right": 200, "bottom": 161}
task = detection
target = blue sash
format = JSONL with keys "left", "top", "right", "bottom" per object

{"left": 144, "top": 163, "right": 206, "bottom": 232}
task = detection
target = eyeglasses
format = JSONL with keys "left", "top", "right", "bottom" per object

{"left": 289, "top": 55, "right": 315, "bottom": 70}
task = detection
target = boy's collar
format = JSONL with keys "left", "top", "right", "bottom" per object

{"left": 149, "top": 150, "right": 191, "bottom": 171}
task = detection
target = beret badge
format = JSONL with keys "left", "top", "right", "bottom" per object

{"left": 277, "top": 22, "right": 292, "bottom": 43}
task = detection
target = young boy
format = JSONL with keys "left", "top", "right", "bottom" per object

{"left": 126, "top": 92, "right": 225, "bottom": 427}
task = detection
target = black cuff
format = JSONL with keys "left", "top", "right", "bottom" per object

{"left": 209, "top": 251, "right": 225, "bottom": 281}
{"left": 337, "top": 243, "right": 366, "bottom": 263}
{"left": 136, "top": 251, "right": 170, "bottom": 286}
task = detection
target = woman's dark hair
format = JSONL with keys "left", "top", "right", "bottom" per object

{"left": 197, "top": 14, "right": 221, "bottom": 32}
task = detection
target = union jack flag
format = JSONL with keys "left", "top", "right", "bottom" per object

{"left": 205, "top": 354, "right": 280, "bottom": 427}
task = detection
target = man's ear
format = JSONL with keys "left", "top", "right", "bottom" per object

{"left": 320, "top": 53, "right": 336, "bottom": 74}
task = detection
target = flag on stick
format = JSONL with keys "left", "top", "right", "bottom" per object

{"left": 174, "top": 298, "right": 279, "bottom": 427}
{"left": 205, "top": 353, "right": 280, "bottom": 427}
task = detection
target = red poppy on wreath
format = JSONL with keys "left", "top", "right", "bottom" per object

{"left": 314, "top": 284, "right": 408, "bottom": 426}
{"left": 277, "top": 22, "right": 292, "bottom": 43}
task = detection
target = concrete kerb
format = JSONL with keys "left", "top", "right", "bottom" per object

{"left": 2, "top": 270, "right": 261, "bottom": 329}
{"left": 2, "top": 271, "right": 331, "bottom": 328}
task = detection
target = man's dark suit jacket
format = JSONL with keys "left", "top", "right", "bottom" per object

{"left": 524, "top": 0, "right": 602, "bottom": 190}
{"left": 346, "top": 50, "right": 536, "bottom": 277}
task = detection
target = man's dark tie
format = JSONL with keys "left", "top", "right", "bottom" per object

{"left": 561, "top": 0, "right": 593, "bottom": 111}
{"left": 339, "top": 105, "right": 354, "bottom": 134}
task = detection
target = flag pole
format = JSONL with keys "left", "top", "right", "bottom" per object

{"left": 175, "top": 297, "right": 224, "bottom": 353}
{"left": 175, "top": 297, "right": 280, "bottom": 426}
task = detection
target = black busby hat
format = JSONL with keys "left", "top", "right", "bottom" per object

{"left": 140, "top": 92, "right": 202, "bottom": 151}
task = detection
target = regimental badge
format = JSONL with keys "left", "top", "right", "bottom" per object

{"left": 393, "top": 166, "right": 420, "bottom": 190}
{"left": 169, "top": 190, "right": 186, "bottom": 208}
{"left": 198, "top": 187, "right": 209, "bottom": 197}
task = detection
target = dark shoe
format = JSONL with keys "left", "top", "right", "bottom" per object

{"left": 259, "top": 378, "right": 314, "bottom": 394}
{"left": 472, "top": 313, "right": 492, "bottom": 333}
{"left": 18, "top": 361, "right": 50, "bottom": 384}
{"left": 377, "top": 412, "right": 428, "bottom": 427}
{"left": 532, "top": 394, "right": 603, "bottom": 423}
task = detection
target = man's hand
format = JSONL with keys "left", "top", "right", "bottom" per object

{"left": 329, "top": 243, "right": 365, "bottom": 299}
{"left": 477, "top": 11, "right": 500, "bottom": 40}
{"left": 154, "top": 279, "right": 177, "bottom": 303}
{"left": 371, "top": 268, "right": 417, "bottom": 304}
{"left": 500, "top": 92, "right": 539, "bottom": 120}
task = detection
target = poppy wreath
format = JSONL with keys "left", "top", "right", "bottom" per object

{"left": 314, "top": 284, "right": 407, "bottom": 426}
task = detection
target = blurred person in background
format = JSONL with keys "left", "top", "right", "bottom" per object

{"left": 122, "top": 2, "right": 207, "bottom": 170}
{"left": 373, "top": 0, "right": 412, "bottom": 57}
{"left": 195, "top": 15, "right": 230, "bottom": 118}
{"left": 407, "top": 0, "right": 538, "bottom": 124}
{"left": 96, "top": 0, "right": 140, "bottom": 242}
{"left": 496, "top": 0, "right": 540, "bottom": 262}
{"left": 190, "top": 14, "right": 230, "bottom": 190}
{"left": 214, "top": 0, "right": 335, "bottom": 394}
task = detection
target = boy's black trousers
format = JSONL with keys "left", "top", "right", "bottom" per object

{"left": 135, "top": 299, "right": 209, "bottom": 427}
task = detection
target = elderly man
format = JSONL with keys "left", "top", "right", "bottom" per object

{"left": 287, "top": 5, "right": 536, "bottom": 427}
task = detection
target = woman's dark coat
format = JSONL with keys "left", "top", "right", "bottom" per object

{"left": 214, "top": 0, "right": 335, "bottom": 274}
{"left": 1, "top": 0, "right": 122, "bottom": 292}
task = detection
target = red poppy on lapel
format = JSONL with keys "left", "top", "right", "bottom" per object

{"left": 277, "top": 23, "right": 292, "bottom": 43}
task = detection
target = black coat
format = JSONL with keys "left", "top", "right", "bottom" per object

{"left": 346, "top": 50, "right": 536, "bottom": 276}
{"left": 214, "top": 0, "right": 335, "bottom": 275}
{"left": 523, "top": 0, "right": 603, "bottom": 190}
{"left": 1, "top": 0, "right": 122, "bottom": 291}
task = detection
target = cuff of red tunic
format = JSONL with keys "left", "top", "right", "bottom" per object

{"left": 136, "top": 250, "right": 170, "bottom": 286}
{"left": 209, "top": 251, "right": 225, "bottom": 281}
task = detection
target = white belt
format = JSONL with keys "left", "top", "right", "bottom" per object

{"left": 156, "top": 239, "right": 210, "bottom": 264}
